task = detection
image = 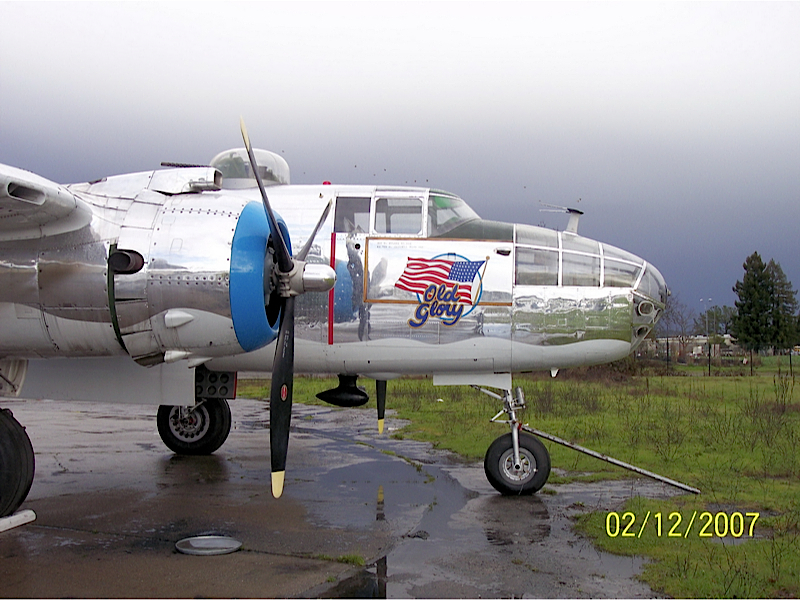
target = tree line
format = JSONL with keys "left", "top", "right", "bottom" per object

{"left": 658, "top": 251, "right": 799, "bottom": 368}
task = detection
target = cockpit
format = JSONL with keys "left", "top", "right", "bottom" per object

{"left": 332, "top": 189, "right": 480, "bottom": 237}
{"left": 427, "top": 191, "right": 481, "bottom": 237}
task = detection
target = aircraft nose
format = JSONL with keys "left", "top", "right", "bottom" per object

{"left": 630, "top": 261, "right": 668, "bottom": 345}
{"left": 637, "top": 262, "right": 668, "bottom": 307}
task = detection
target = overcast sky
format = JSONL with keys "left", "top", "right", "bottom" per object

{"left": 1, "top": 1, "right": 798, "bottom": 313}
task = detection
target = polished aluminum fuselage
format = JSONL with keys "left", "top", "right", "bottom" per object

{"left": 0, "top": 167, "right": 666, "bottom": 399}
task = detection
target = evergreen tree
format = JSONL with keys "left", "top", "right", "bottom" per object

{"left": 766, "top": 259, "right": 798, "bottom": 353}
{"left": 731, "top": 252, "right": 772, "bottom": 374}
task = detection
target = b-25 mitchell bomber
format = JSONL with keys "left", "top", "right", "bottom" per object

{"left": 0, "top": 122, "right": 667, "bottom": 518}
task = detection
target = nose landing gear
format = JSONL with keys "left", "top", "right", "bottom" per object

{"left": 475, "top": 384, "right": 701, "bottom": 496}
{"left": 476, "top": 386, "right": 551, "bottom": 495}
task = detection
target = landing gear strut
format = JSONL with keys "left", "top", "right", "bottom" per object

{"left": 475, "top": 386, "right": 551, "bottom": 495}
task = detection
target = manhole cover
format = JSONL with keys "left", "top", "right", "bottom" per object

{"left": 175, "top": 535, "right": 242, "bottom": 556}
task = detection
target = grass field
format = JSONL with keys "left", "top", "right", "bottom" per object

{"left": 238, "top": 358, "right": 800, "bottom": 598}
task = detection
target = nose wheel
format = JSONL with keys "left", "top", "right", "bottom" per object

{"left": 484, "top": 432, "right": 550, "bottom": 495}
{"left": 474, "top": 385, "right": 551, "bottom": 495}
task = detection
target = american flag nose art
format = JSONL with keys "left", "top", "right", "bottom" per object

{"left": 395, "top": 257, "right": 485, "bottom": 304}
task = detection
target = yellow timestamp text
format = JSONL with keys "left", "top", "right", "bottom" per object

{"left": 605, "top": 511, "right": 760, "bottom": 539}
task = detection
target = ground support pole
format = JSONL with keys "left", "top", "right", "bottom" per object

{"left": 521, "top": 425, "right": 701, "bottom": 494}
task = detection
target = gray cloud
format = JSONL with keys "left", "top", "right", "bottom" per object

{"left": 1, "top": 2, "right": 797, "bottom": 309}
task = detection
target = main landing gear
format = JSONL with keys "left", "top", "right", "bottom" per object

{"left": 477, "top": 386, "right": 551, "bottom": 495}
{"left": 156, "top": 398, "right": 232, "bottom": 455}
{"left": 0, "top": 408, "right": 35, "bottom": 518}
{"left": 156, "top": 366, "right": 236, "bottom": 456}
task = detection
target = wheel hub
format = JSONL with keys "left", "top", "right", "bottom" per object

{"left": 500, "top": 448, "right": 535, "bottom": 483}
{"left": 168, "top": 406, "right": 210, "bottom": 442}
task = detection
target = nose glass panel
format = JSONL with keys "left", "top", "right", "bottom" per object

{"left": 637, "top": 263, "right": 668, "bottom": 306}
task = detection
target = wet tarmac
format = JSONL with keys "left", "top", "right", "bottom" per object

{"left": 0, "top": 396, "right": 684, "bottom": 598}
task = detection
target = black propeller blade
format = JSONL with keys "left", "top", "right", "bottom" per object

{"left": 239, "top": 118, "right": 333, "bottom": 498}
{"left": 268, "top": 295, "right": 294, "bottom": 497}
{"left": 376, "top": 380, "right": 387, "bottom": 434}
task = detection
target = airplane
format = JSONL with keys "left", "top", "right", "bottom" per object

{"left": 0, "top": 122, "right": 667, "bottom": 519}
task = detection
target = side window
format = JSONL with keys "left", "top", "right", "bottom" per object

{"left": 562, "top": 252, "right": 600, "bottom": 286}
{"left": 515, "top": 247, "right": 558, "bottom": 286}
{"left": 334, "top": 197, "right": 371, "bottom": 233}
{"left": 374, "top": 198, "right": 423, "bottom": 235}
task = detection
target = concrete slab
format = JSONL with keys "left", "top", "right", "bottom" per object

{"left": 0, "top": 396, "right": 682, "bottom": 598}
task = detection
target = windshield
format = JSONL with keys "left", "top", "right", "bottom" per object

{"left": 427, "top": 191, "right": 480, "bottom": 237}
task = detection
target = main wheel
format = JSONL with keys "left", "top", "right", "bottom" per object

{"left": 0, "top": 408, "right": 35, "bottom": 518}
{"left": 484, "top": 432, "right": 550, "bottom": 495}
{"left": 157, "top": 399, "right": 231, "bottom": 455}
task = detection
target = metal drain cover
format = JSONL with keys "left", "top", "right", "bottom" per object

{"left": 175, "top": 535, "right": 242, "bottom": 556}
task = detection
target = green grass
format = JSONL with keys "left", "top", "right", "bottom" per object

{"left": 238, "top": 365, "right": 800, "bottom": 598}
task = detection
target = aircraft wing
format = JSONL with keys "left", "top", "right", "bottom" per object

{"left": 0, "top": 164, "right": 92, "bottom": 241}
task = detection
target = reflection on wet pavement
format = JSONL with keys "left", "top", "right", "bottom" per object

{"left": 0, "top": 397, "right": 683, "bottom": 598}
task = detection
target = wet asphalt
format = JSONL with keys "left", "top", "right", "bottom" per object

{"left": 0, "top": 396, "right": 684, "bottom": 598}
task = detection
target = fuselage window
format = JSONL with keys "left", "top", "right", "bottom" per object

{"left": 562, "top": 252, "right": 600, "bottom": 287}
{"left": 334, "top": 197, "right": 371, "bottom": 233}
{"left": 515, "top": 225, "right": 559, "bottom": 248}
{"left": 374, "top": 197, "right": 423, "bottom": 235}
{"left": 515, "top": 247, "right": 558, "bottom": 286}
{"left": 561, "top": 233, "right": 599, "bottom": 255}
{"left": 604, "top": 259, "right": 641, "bottom": 288}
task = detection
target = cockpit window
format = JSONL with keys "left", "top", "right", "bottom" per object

{"left": 427, "top": 192, "right": 479, "bottom": 237}
{"left": 334, "top": 197, "right": 370, "bottom": 233}
{"left": 374, "top": 197, "right": 423, "bottom": 235}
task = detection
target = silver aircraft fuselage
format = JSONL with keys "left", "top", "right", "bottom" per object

{"left": 0, "top": 154, "right": 667, "bottom": 402}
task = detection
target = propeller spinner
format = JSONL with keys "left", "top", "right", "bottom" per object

{"left": 240, "top": 119, "right": 335, "bottom": 497}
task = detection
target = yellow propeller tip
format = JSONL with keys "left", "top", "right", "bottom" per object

{"left": 271, "top": 471, "right": 285, "bottom": 498}
{"left": 239, "top": 117, "right": 251, "bottom": 148}
{"left": 378, "top": 419, "right": 385, "bottom": 435}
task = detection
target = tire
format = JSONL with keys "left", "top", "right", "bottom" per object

{"left": 484, "top": 432, "right": 550, "bottom": 495}
{"left": 157, "top": 399, "right": 231, "bottom": 455}
{"left": 0, "top": 408, "right": 35, "bottom": 518}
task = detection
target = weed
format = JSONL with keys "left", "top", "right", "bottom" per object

{"left": 337, "top": 554, "right": 366, "bottom": 566}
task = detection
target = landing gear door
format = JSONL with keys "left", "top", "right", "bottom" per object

{"left": 364, "top": 237, "right": 513, "bottom": 372}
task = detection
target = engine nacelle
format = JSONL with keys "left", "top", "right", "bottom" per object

{"left": 0, "top": 166, "right": 290, "bottom": 366}
{"left": 114, "top": 195, "right": 285, "bottom": 366}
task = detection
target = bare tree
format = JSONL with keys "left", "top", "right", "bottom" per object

{"left": 659, "top": 292, "right": 697, "bottom": 362}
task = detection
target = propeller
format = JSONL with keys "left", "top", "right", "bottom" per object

{"left": 240, "top": 118, "right": 334, "bottom": 498}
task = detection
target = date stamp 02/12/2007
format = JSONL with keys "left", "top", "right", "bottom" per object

{"left": 605, "top": 511, "right": 761, "bottom": 539}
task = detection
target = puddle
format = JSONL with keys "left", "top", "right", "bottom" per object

{"left": 314, "top": 556, "right": 388, "bottom": 599}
